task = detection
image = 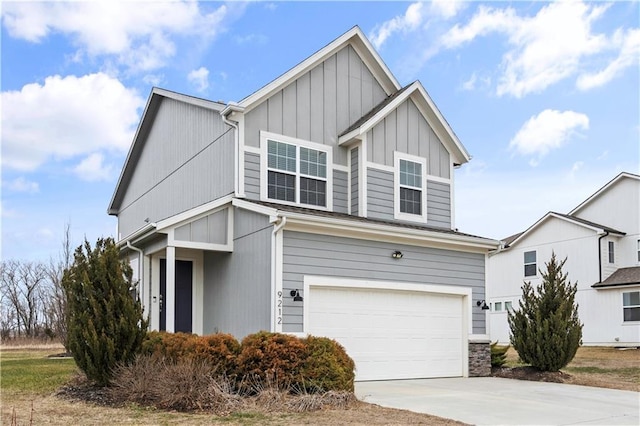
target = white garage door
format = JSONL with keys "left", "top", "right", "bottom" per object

{"left": 308, "top": 286, "right": 464, "bottom": 381}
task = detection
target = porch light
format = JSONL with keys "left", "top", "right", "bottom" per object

{"left": 290, "top": 289, "right": 303, "bottom": 302}
{"left": 476, "top": 300, "right": 490, "bottom": 310}
{"left": 391, "top": 250, "right": 403, "bottom": 259}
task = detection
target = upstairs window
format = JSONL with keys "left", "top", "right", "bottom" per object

{"left": 623, "top": 291, "right": 640, "bottom": 322}
{"left": 608, "top": 241, "right": 615, "bottom": 264}
{"left": 524, "top": 251, "right": 537, "bottom": 277}
{"left": 394, "top": 152, "right": 427, "bottom": 223}
{"left": 261, "top": 132, "right": 332, "bottom": 209}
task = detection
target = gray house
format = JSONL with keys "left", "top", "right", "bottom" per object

{"left": 108, "top": 27, "right": 498, "bottom": 381}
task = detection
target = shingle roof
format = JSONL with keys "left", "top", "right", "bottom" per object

{"left": 551, "top": 212, "right": 626, "bottom": 235}
{"left": 592, "top": 266, "right": 640, "bottom": 288}
{"left": 339, "top": 84, "right": 412, "bottom": 136}
{"left": 243, "top": 199, "right": 495, "bottom": 242}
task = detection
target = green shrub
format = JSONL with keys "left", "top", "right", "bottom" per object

{"left": 490, "top": 342, "right": 509, "bottom": 367}
{"left": 236, "top": 331, "right": 307, "bottom": 391}
{"left": 62, "top": 238, "right": 148, "bottom": 386}
{"left": 508, "top": 252, "right": 583, "bottom": 372}
{"left": 300, "top": 336, "right": 355, "bottom": 392}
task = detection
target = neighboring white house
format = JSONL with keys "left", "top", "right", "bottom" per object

{"left": 487, "top": 172, "right": 640, "bottom": 346}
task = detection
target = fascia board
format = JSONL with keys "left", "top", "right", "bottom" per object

{"left": 232, "top": 198, "right": 279, "bottom": 218}
{"left": 508, "top": 212, "right": 608, "bottom": 248}
{"left": 282, "top": 212, "right": 499, "bottom": 252}
{"left": 116, "top": 223, "right": 157, "bottom": 248}
{"left": 155, "top": 194, "right": 234, "bottom": 231}
{"left": 569, "top": 172, "right": 640, "bottom": 215}
{"left": 153, "top": 87, "right": 225, "bottom": 111}
{"left": 238, "top": 27, "right": 400, "bottom": 113}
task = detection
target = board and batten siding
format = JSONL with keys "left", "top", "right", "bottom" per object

{"left": 350, "top": 147, "right": 359, "bottom": 215}
{"left": 282, "top": 231, "right": 486, "bottom": 334}
{"left": 118, "top": 98, "right": 234, "bottom": 238}
{"left": 202, "top": 208, "right": 272, "bottom": 338}
{"left": 244, "top": 45, "right": 388, "bottom": 167}
{"left": 174, "top": 208, "right": 228, "bottom": 244}
{"left": 366, "top": 98, "right": 450, "bottom": 179}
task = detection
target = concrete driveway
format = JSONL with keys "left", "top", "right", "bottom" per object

{"left": 355, "top": 377, "right": 639, "bottom": 425}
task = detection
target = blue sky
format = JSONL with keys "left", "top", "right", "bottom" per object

{"left": 2, "top": 0, "right": 639, "bottom": 261}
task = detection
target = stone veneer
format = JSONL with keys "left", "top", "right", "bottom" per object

{"left": 468, "top": 339, "right": 491, "bottom": 377}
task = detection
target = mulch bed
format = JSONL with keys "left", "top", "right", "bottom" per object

{"left": 56, "top": 376, "right": 121, "bottom": 407}
{"left": 491, "top": 366, "right": 571, "bottom": 383}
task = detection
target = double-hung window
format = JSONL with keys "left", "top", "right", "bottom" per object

{"left": 623, "top": 291, "right": 640, "bottom": 322}
{"left": 262, "top": 132, "right": 332, "bottom": 209}
{"left": 394, "top": 152, "right": 427, "bottom": 222}
{"left": 608, "top": 241, "right": 615, "bottom": 264}
{"left": 524, "top": 250, "right": 537, "bottom": 277}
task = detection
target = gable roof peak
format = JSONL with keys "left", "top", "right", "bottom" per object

{"left": 569, "top": 171, "right": 640, "bottom": 215}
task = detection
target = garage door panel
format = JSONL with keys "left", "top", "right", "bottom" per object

{"left": 308, "top": 286, "right": 464, "bottom": 381}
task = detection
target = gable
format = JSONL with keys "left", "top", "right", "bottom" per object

{"left": 512, "top": 215, "right": 598, "bottom": 249}
{"left": 366, "top": 97, "right": 450, "bottom": 178}
{"left": 244, "top": 44, "right": 388, "bottom": 166}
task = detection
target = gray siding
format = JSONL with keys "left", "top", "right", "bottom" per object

{"left": 366, "top": 98, "right": 450, "bottom": 179}
{"left": 244, "top": 152, "right": 260, "bottom": 200}
{"left": 427, "top": 181, "right": 451, "bottom": 229}
{"left": 367, "top": 168, "right": 394, "bottom": 220}
{"left": 282, "top": 231, "right": 486, "bottom": 334}
{"left": 118, "top": 97, "right": 234, "bottom": 237}
{"left": 174, "top": 208, "right": 228, "bottom": 244}
{"left": 333, "top": 170, "right": 348, "bottom": 214}
{"left": 244, "top": 45, "right": 387, "bottom": 167}
{"left": 202, "top": 208, "right": 272, "bottom": 338}
{"left": 350, "top": 147, "right": 359, "bottom": 215}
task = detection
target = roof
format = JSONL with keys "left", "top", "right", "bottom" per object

{"left": 237, "top": 26, "right": 400, "bottom": 113}
{"left": 241, "top": 199, "right": 495, "bottom": 242}
{"left": 337, "top": 80, "right": 471, "bottom": 165}
{"left": 592, "top": 266, "right": 640, "bottom": 288}
{"left": 569, "top": 172, "right": 640, "bottom": 216}
{"left": 503, "top": 211, "right": 625, "bottom": 248}
{"left": 108, "top": 88, "right": 226, "bottom": 215}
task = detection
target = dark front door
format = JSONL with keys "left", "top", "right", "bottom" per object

{"left": 159, "top": 259, "right": 193, "bottom": 333}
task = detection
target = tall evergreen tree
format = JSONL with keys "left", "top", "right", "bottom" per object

{"left": 508, "top": 252, "right": 582, "bottom": 372}
{"left": 62, "top": 237, "right": 148, "bottom": 385}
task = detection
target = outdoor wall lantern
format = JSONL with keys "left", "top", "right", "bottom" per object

{"left": 391, "top": 250, "right": 403, "bottom": 259}
{"left": 476, "top": 300, "right": 490, "bottom": 310}
{"left": 290, "top": 289, "right": 303, "bottom": 302}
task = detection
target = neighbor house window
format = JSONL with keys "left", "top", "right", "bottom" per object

{"left": 261, "top": 132, "right": 332, "bottom": 209}
{"left": 608, "top": 241, "right": 615, "bottom": 264}
{"left": 494, "top": 302, "right": 503, "bottom": 312}
{"left": 394, "top": 152, "right": 427, "bottom": 222}
{"left": 505, "top": 301, "right": 513, "bottom": 311}
{"left": 524, "top": 251, "right": 537, "bottom": 277}
{"left": 623, "top": 291, "right": 640, "bottom": 322}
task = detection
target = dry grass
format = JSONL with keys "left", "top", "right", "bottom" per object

{"left": 502, "top": 346, "right": 640, "bottom": 391}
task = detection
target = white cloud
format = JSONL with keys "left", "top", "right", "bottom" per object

{"left": 72, "top": 153, "right": 115, "bottom": 182}
{"left": 2, "top": 177, "right": 39, "bottom": 193}
{"left": 509, "top": 110, "right": 590, "bottom": 165}
{"left": 440, "top": 1, "right": 633, "bottom": 97}
{"left": 188, "top": 67, "right": 210, "bottom": 92}
{"left": 1, "top": 1, "right": 229, "bottom": 73}
{"left": 460, "top": 72, "right": 491, "bottom": 91}
{"left": 429, "top": 0, "right": 465, "bottom": 19}
{"left": 1, "top": 73, "right": 144, "bottom": 171}
{"left": 370, "top": 2, "right": 425, "bottom": 49}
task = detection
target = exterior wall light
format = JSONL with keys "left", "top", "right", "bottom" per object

{"left": 476, "top": 300, "right": 490, "bottom": 310}
{"left": 290, "top": 289, "right": 303, "bottom": 302}
{"left": 391, "top": 250, "right": 403, "bottom": 259}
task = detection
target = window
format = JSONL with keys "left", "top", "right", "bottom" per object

{"left": 261, "top": 132, "right": 332, "bottom": 209}
{"left": 494, "top": 302, "right": 503, "bottom": 312}
{"left": 637, "top": 240, "right": 639, "bottom": 262}
{"left": 394, "top": 153, "right": 427, "bottom": 222}
{"left": 623, "top": 291, "right": 640, "bottom": 322}
{"left": 505, "top": 301, "right": 513, "bottom": 311}
{"left": 608, "top": 241, "right": 615, "bottom": 264}
{"left": 524, "top": 251, "right": 537, "bottom": 277}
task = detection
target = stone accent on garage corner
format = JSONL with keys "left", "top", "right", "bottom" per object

{"left": 468, "top": 338, "right": 491, "bottom": 377}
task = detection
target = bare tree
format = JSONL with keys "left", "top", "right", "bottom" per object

{"left": 0, "top": 260, "right": 48, "bottom": 337}
{"left": 46, "top": 223, "right": 72, "bottom": 348}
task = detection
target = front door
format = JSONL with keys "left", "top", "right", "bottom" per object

{"left": 159, "top": 259, "right": 193, "bottom": 333}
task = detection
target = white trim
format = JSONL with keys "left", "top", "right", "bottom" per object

{"left": 259, "top": 131, "right": 334, "bottom": 211}
{"left": 155, "top": 195, "right": 234, "bottom": 231}
{"left": 233, "top": 198, "right": 278, "bottom": 216}
{"left": 449, "top": 161, "right": 456, "bottom": 230}
{"left": 302, "top": 275, "right": 471, "bottom": 377}
{"left": 274, "top": 224, "right": 284, "bottom": 332}
{"left": 150, "top": 255, "right": 161, "bottom": 331}
{"left": 237, "top": 114, "right": 246, "bottom": 197}
{"left": 165, "top": 246, "right": 176, "bottom": 332}
{"left": 366, "top": 162, "right": 394, "bottom": 173}
{"left": 394, "top": 151, "right": 428, "bottom": 224}
{"left": 360, "top": 136, "right": 368, "bottom": 217}
{"left": 347, "top": 148, "right": 352, "bottom": 215}
{"left": 427, "top": 174, "right": 452, "bottom": 184}
{"left": 333, "top": 164, "right": 349, "bottom": 173}
{"left": 244, "top": 145, "right": 261, "bottom": 155}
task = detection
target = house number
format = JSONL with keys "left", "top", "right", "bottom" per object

{"left": 276, "top": 291, "right": 283, "bottom": 325}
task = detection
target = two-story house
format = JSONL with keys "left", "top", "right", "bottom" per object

{"left": 487, "top": 172, "right": 640, "bottom": 347}
{"left": 108, "top": 26, "right": 499, "bottom": 381}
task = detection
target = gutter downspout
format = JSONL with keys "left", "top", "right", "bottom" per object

{"left": 270, "top": 216, "right": 287, "bottom": 332}
{"left": 597, "top": 231, "right": 609, "bottom": 283}
{"left": 126, "top": 241, "right": 144, "bottom": 302}
{"left": 221, "top": 109, "right": 240, "bottom": 197}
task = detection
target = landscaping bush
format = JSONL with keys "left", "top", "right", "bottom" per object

{"left": 490, "top": 341, "right": 509, "bottom": 368}
{"left": 300, "top": 336, "right": 355, "bottom": 392}
{"left": 236, "top": 331, "right": 307, "bottom": 392}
